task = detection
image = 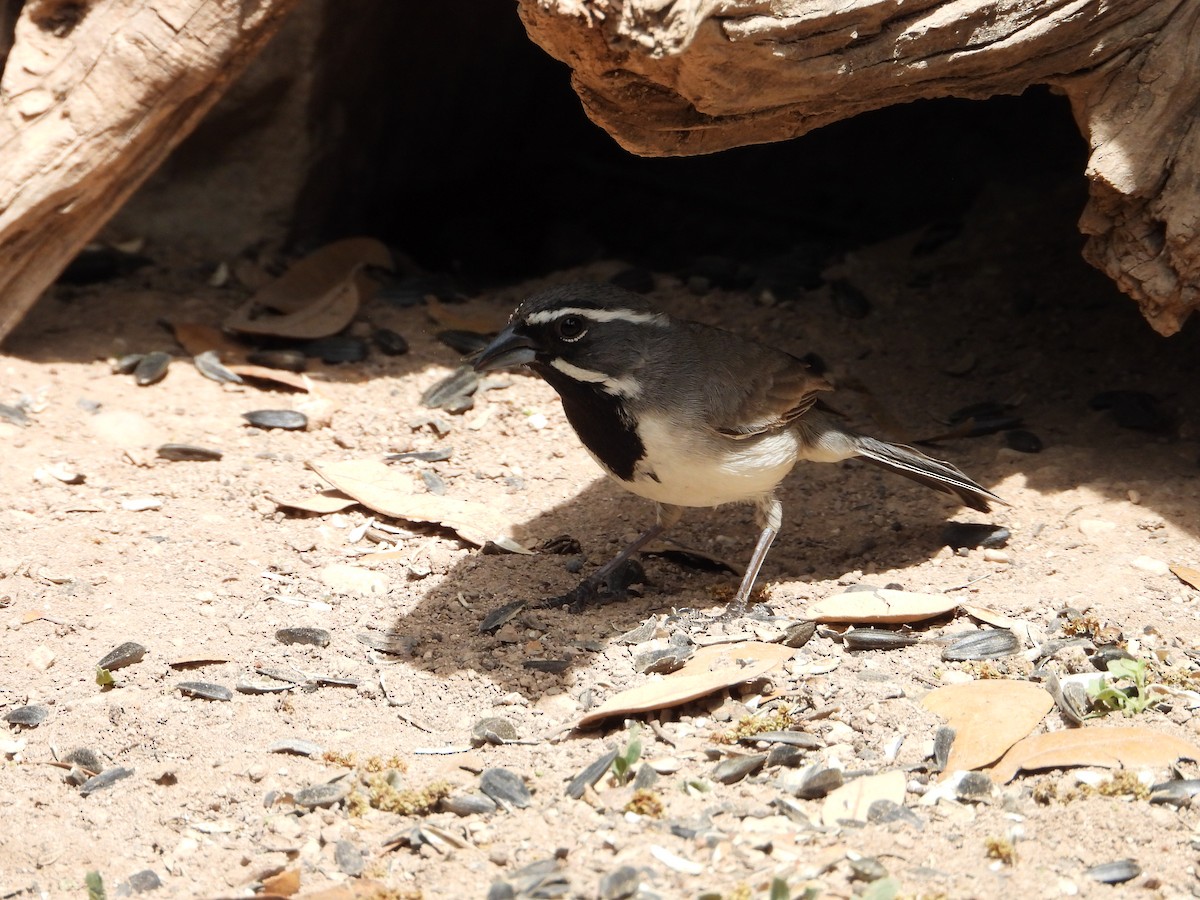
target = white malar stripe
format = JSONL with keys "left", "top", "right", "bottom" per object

{"left": 548, "top": 358, "right": 642, "bottom": 397}
{"left": 525, "top": 306, "right": 668, "bottom": 327}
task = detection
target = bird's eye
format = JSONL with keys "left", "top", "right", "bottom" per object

{"left": 555, "top": 315, "right": 586, "bottom": 341}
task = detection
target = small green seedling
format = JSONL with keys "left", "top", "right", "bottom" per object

{"left": 610, "top": 723, "right": 642, "bottom": 786}
{"left": 86, "top": 871, "right": 106, "bottom": 900}
{"left": 1087, "top": 657, "right": 1158, "bottom": 716}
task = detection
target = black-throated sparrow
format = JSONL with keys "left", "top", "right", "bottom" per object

{"left": 474, "top": 282, "right": 1004, "bottom": 620}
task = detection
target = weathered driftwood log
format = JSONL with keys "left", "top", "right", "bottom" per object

{"left": 0, "top": 0, "right": 299, "bottom": 344}
{"left": 517, "top": 0, "right": 1200, "bottom": 335}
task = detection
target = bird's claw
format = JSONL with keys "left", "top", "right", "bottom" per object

{"left": 547, "top": 558, "right": 647, "bottom": 613}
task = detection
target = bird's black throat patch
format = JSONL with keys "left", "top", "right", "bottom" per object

{"left": 532, "top": 362, "right": 644, "bottom": 481}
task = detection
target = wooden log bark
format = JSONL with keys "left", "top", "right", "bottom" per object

{"left": 517, "top": 0, "right": 1200, "bottom": 335}
{"left": 0, "top": 0, "right": 300, "bottom": 344}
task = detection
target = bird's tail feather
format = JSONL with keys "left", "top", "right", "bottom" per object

{"left": 850, "top": 435, "right": 1004, "bottom": 513}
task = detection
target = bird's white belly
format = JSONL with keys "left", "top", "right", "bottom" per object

{"left": 608, "top": 415, "right": 799, "bottom": 508}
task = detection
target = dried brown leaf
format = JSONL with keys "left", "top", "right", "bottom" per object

{"left": 959, "top": 604, "right": 1018, "bottom": 629}
{"left": 821, "top": 770, "right": 906, "bottom": 826}
{"left": 227, "top": 276, "right": 361, "bottom": 340}
{"left": 989, "top": 725, "right": 1200, "bottom": 784}
{"left": 226, "top": 364, "right": 311, "bottom": 392}
{"left": 1170, "top": 564, "right": 1200, "bottom": 590}
{"left": 425, "top": 296, "right": 510, "bottom": 335}
{"left": 806, "top": 588, "right": 958, "bottom": 624}
{"left": 261, "top": 868, "right": 301, "bottom": 896}
{"left": 272, "top": 491, "right": 359, "bottom": 514}
{"left": 224, "top": 237, "right": 392, "bottom": 339}
{"left": 295, "top": 881, "right": 397, "bottom": 900}
{"left": 577, "top": 642, "right": 796, "bottom": 727}
{"left": 307, "top": 459, "right": 532, "bottom": 552}
{"left": 167, "top": 322, "right": 247, "bottom": 360}
{"left": 921, "top": 680, "right": 1054, "bottom": 773}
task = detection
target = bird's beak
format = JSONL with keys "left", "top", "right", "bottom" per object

{"left": 471, "top": 325, "right": 538, "bottom": 372}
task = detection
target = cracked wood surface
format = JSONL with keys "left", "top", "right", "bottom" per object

{"left": 518, "top": 0, "right": 1200, "bottom": 334}
{"left": 0, "top": 0, "right": 300, "bottom": 344}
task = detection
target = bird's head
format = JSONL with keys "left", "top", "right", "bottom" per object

{"left": 472, "top": 283, "right": 668, "bottom": 396}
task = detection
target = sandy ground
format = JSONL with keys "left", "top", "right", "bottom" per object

{"left": 3, "top": 181, "right": 1200, "bottom": 900}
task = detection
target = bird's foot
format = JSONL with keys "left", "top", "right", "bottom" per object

{"left": 477, "top": 560, "right": 648, "bottom": 632}
{"left": 673, "top": 600, "right": 775, "bottom": 632}
{"left": 548, "top": 559, "right": 647, "bottom": 614}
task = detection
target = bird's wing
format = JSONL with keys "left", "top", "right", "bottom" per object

{"left": 687, "top": 325, "right": 833, "bottom": 439}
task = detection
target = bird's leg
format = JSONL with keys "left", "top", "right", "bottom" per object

{"left": 549, "top": 504, "right": 683, "bottom": 613}
{"left": 713, "top": 494, "right": 782, "bottom": 622}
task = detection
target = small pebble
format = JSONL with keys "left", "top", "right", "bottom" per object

{"left": 1078, "top": 518, "right": 1117, "bottom": 538}
{"left": 420, "top": 469, "right": 448, "bottom": 495}
{"left": 634, "top": 645, "right": 694, "bottom": 674}
{"left": 631, "top": 764, "right": 658, "bottom": 791}
{"left": 471, "top": 717, "right": 519, "bottom": 746}
{"left": 598, "top": 865, "right": 641, "bottom": 900}
{"left": 442, "top": 791, "right": 498, "bottom": 816}
{"left": 866, "top": 799, "right": 924, "bottom": 829}
{"left": 275, "top": 627, "right": 331, "bottom": 648}
{"left": 1131, "top": 556, "right": 1170, "bottom": 576}
{"left": 0, "top": 402, "right": 31, "bottom": 426}
{"left": 294, "top": 779, "right": 352, "bottom": 808}
{"left": 1004, "top": 429, "right": 1043, "bottom": 453}
{"left": 124, "top": 870, "right": 162, "bottom": 894}
{"left": 98, "top": 641, "right": 148, "bottom": 670}
{"left": 121, "top": 497, "right": 162, "bottom": 511}
{"left": 268, "top": 738, "right": 324, "bottom": 757}
{"left": 982, "top": 549, "right": 1010, "bottom": 563}
{"left": 334, "top": 840, "right": 365, "bottom": 877}
{"left": 4, "top": 705, "right": 48, "bottom": 727}
{"left": 941, "top": 523, "right": 1010, "bottom": 550}
{"left": 954, "top": 771, "right": 994, "bottom": 801}
{"left": 242, "top": 409, "right": 308, "bottom": 431}
{"left": 480, "top": 767, "right": 532, "bottom": 809}
{"left": 933, "top": 726, "right": 955, "bottom": 771}
{"left": 848, "top": 856, "right": 888, "bottom": 882}
{"left": 176, "top": 681, "right": 233, "bottom": 701}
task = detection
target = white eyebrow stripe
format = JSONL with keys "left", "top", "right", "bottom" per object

{"left": 525, "top": 307, "right": 668, "bottom": 327}
{"left": 548, "top": 358, "right": 642, "bottom": 398}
